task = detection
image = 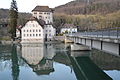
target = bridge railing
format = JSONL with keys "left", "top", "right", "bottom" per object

{"left": 69, "top": 27, "right": 120, "bottom": 39}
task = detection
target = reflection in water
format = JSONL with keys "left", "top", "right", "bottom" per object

{"left": 21, "top": 44, "right": 44, "bottom": 65}
{"left": 67, "top": 51, "right": 112, "bottom": 80}
{"left": 90, "top": 49, "right": 120, "bottom": 70}
{"left": 0, "top": 43, "right": 120, "bottom": 80}
{"left": 21, "top": 43, "right": 56, "bottom": 75}
{"left": 11, "top": 44, "right": 19, "bottom": 80}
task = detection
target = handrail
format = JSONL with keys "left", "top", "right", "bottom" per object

{"left": 68, "top": 27, "right": 120, "bottom": 39}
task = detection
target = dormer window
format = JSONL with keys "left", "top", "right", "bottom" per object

{"left": 34, "top": 12, "right": 37, "bottom": 14}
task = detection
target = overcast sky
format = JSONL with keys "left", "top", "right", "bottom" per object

{"left": 0, "top": 0, "right": 73, "bottom": 12}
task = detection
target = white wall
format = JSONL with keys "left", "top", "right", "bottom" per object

{"left": 32, "top": 11, "right": 56, "bottom": 40}
{"left": 61, "top": 28, "right": 77, "bottom": 33}
{"left": 32, "top": 11, "right": 53, "bottom": 24}
{"left": 21, "top": 20, "right": 44, "bottom": 43}
{"left": 44, "top": 25, "right": 56, "bottom": 39}
{"left": 16, "top": 29, "right": 20, "bottom": 38}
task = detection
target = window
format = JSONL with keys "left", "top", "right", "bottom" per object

{"left": 39, "top": 34, "right": 41, "bottom": 36}
{"left": 44, "top": 12, "right": 46, "bottom": 14}
{"left": 49, "top": 34, "right": 51, "bottom": 36}
{"left": 36, "top": 34, "right": 38, "bottom": 36}
{"left": 27, "top": 34, "right": 29, "bottom": 36}
{"left": 30, "top": 30, "right": 31, "bottom": 32}
{"left": 36, "top": 30, "right": 38, "bottom": 32}
{"left": 33, "top": 30, "right": 34, "bottom": 32}
{"left": 27, "top": 30, "right": 28, "bottom": 32}
{"left": 30, "top": 34, "right": 32, "bottom": 36}
{"left": 24, "top": 30, "right": 25, "bottom": 32}
{"left": 46, "top": 30, "right": 47, "bottom": 32}
{"left": 24, "top": 34, "right": 25, "bottom": 37}
{"left": 46, "top": 17, "right": 47, "bottom": 19}
{"left": 49, "top": 30, "right": 51, "bottom": 32}
{"left": 39, "top": 30, "right": 41, "bottom": 32}
{"left": 34, "top": 12, "right": 37, "bottom": 14}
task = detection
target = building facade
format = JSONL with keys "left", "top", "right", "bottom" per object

{"left": 32, "top": 6, "right": 56, "bottom": 41}
{"left": 61, "top": 24, "right": 77, "bottom": 34}
{"left": 21, "top": 17, "right": 44, "bottom": 43}
{"left": 21, "top": 6, "right": 56, "bottom": 43}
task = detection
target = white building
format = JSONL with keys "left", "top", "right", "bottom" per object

{"left": 21, "top": 6, "right": 56, "bottom": 43}
{"left": 32, "top": 6, "right": 56, "bottom": 41}
{"left": 16, "top": 29, "right": 20, "bottom": 38}
{"left": 61, "top": 24, "right": 77, "bottom": 34}
{"left": 21, "top": 17, "right": 45, "bottom": 43}
{"left": 16, "top": 25, "right": 22, "bottom": 39}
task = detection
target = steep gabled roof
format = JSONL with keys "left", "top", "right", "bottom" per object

{"left": 29, "top": 17, "right": 45, "bottom": 27}
{"left": 22, "top": 16, "right": 45, "bottom": 28}
{"left": 61, "top": 23, "right": 76, "bottom": 28}
{"left": 32, "top": 6, "right": 53, "bottom": 12}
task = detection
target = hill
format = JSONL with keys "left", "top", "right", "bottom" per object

{"left": 0, "top": 9, "right": 32, "bottom": 39}
{"left": 54, "top": 0, "right": 120, "bottom": 15}
{"left": 0, "top": 9, "right": 32, "bottom": 25}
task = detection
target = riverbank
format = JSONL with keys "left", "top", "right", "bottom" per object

{"left": 0, "top": 40, "right": 20, "bottom": 45}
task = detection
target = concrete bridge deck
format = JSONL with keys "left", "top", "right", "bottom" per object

{"left": 66, "top": 32, "right": 120, "bottom": 56}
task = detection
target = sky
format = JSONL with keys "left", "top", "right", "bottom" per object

{"left": 0, "top": 0, "right": 73, "bottom": 12}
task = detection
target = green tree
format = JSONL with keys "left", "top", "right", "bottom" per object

{"left": 9, "top": 0, "right": 18, "bottom": 41}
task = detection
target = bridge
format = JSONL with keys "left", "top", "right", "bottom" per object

{"left": 65, "top": 27, "right": 120, "bottom": 56}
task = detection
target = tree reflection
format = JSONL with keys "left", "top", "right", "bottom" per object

{"left": 11, "top": 44, "right": 19, "bottom": 80}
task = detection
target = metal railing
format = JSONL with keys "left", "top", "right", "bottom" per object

{"left": 69, "top": 27, "right": 120, "bottom": 39}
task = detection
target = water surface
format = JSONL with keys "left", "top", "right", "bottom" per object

{"left": 0, "top": 43, "right": 120, "bottom": 80}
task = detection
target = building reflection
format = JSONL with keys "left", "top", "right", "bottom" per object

{"left": 21, "top": 43, "right": 55, "bottom": 75}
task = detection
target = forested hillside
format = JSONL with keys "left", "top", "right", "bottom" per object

{"left": 54, "top": 0, "right": 120, "bottom": 33}
{"left": 0, "top": 9, "right": 32, "bottom": 25}
{"left": 54, "top": 0, "right": 120, "bottom": 15}
{"left": 0, "top": 9, "right": 32, "bottom": 39}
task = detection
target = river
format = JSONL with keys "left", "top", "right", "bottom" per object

{"left": 0, "top": 42, "right": 120, "bottom": 80}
